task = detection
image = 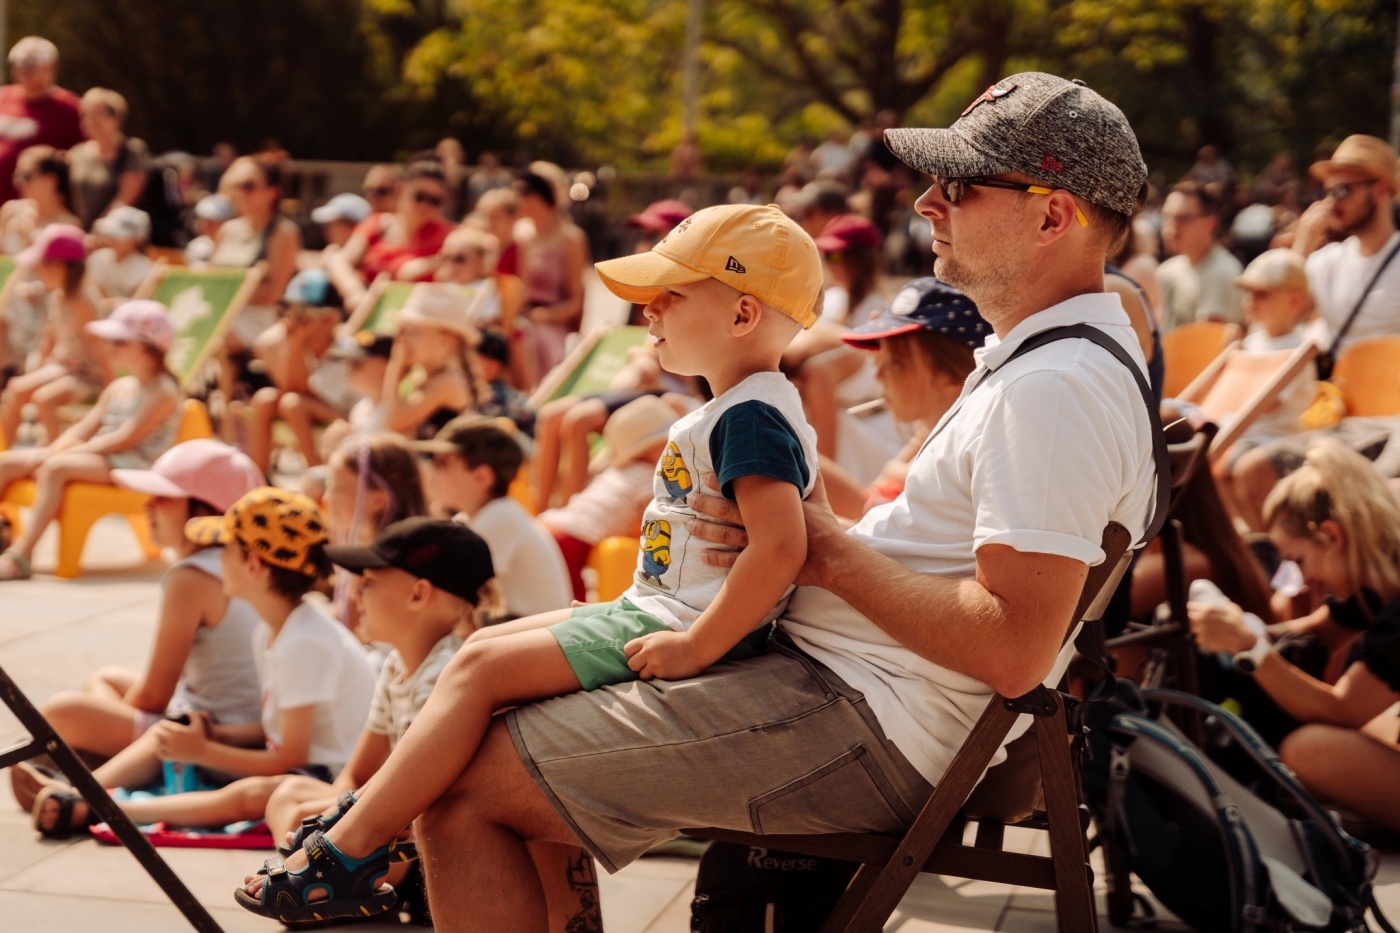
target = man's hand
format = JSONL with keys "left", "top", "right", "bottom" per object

{"left": 687, "top": 471, "right": 844, "bottom": 587}
{"left": 623, "top": 630, "right": 707, "bottom": 681}
{"left": 1292, "top": 201, "right": 1331, "bottom": 257}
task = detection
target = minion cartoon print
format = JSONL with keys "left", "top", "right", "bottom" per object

{"left": 639, "top": 519, "right": 672, "bottom": 589}
{"left": 658, "top": 442, "right": 692, "bottom": 503}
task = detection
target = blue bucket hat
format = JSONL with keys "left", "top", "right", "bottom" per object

{"left": 842, "top": 277, "right": 990, "bottom": 350}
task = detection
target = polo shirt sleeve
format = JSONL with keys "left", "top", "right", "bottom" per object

{"left": 708, "top": 400, "right": 810, "bottom": 500}
{"left": 969, "top": 367, "right": 1140, "bottom": 565}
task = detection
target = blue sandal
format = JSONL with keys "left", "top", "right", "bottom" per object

{"left": 233, "top": 830, "right": 415, "bottom": 924}
{"left": 279, "top": 791, "right": 358, "bottom": 857}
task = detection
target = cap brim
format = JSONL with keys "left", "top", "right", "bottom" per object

{"left": 185, "top": 514, "right": 232, "bottom": 546}
{"left": 111, "top": 468, "right": 189, "bottom": 499}
{"left": 841, "top": 318, "right": 924, "bottom": 349}
{"left": 594, "top": 251, "right": 710, "bottom": 304}
{"left": 883, "top": 128, "right": 1007, "bottom": 178}
{"left": 324, "top": 543, "right": 393, "bottom": 574}
{"left": 86, "top": 319, "right": 134, "bottom": 343}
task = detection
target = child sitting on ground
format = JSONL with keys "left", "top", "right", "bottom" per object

{"left": 87, "top": 206, "right": 156, "bottom": 312}
{"left": 259, "top": 517, "right": 501, "bottom": 923}
{"left": 0, "top": 224, "right": 107, "bottom": 446}
{"left": 536, "top": 394, "right": 677, "bottom": 601}
{"left": 0, "top": 300, "right": 181, "bottom": 581}
{"left": 8, "top": 440, "right": 264, "bottom": 812}
{"left": 31, "top": 488, "right": 376, "bottom": 838}
{"left": 416, "top": 415, "right": 572, "bottom": 618}
{"left": 235, "top": 202, "right": 823, "bottom": 923}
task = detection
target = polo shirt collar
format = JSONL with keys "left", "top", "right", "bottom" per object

{"left": 974, "top": 292, "right": 1129, "bottom": 372}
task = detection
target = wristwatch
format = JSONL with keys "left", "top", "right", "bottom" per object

{"left": 1232, "top": 634, "right": 1272, "bottom": 675}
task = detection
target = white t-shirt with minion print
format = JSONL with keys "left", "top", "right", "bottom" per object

{"left": 624, "top": 371, "right": 817, "bottom": 631}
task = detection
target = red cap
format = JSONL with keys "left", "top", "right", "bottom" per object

{"left": 626, "top": 199, "right": 693, "bottom": 234}
{"left": 814, "top": 214, "right": 881, "bottom": 252}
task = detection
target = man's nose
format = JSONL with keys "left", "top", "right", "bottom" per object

{"left": 914, "top": 184, "right": 946, "bottom": 220}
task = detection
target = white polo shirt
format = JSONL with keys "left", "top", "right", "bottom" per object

{"left": 781, "top": 292, "right": 1156, "bottom": 786}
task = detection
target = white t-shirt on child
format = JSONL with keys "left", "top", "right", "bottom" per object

{"left": 458, "top": 497, "right": 572, "bottom": 617}
{"left": 253, "top": 601, "right": 376, "bottom": 775}
{"left": 365, "top": 634, "right": 463, "bottom": 748}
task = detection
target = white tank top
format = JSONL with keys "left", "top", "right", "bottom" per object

{"left": 169, "top": 547, "right": 262, "bottom": 724}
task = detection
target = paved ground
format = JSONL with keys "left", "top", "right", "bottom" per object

{"left": 1, "top": 517, "right": 1396, "bottom": 932}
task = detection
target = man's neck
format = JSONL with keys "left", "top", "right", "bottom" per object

{"left": 1183, "top": 241, "right": 1214, "bottom": 265}
{"left": 1353, "top": 210, "right": 1397, "bottom": 256}
{"left": 979, "top": 269, "right": 1107, "bottom": 339}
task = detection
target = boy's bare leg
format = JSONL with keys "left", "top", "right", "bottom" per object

{"left": 241, "top": 630, "right": 583, "bottom": 892}
{"left": 264, "top": 774, "right": 336, "bottom": 843}
{"left": 468, "top": 607, "right": 573, "bottom": 642}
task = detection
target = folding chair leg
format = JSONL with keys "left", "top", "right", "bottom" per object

{"left": 0, "top": 665, "right": 224, "bottom": 932}
{"left": 1036, "top": 696, "right": 1097, "bottom": 933}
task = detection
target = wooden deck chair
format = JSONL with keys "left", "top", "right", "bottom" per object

{"left": 134, "top": 263, "right": 265, "bottom": 393}
{"left": 1160, "top": 321, "right": 1235, "bottom": 398}
{"left": 1174, "top": 340, "right": 1319, "bottom": 462}
{"left": 1332, "top": 335, "right": 1400, "bottom": 417}
{"left": 0, "top": 400, "right": 215, "bottom": 577}
{"left": 527, "top": 325, "right": 650, "bottom": 409}
{"left": 686, "top": 523, "right": 1134, "bottom": 933}
{"left": 345, "top": 276, "right": 499, "bottom": 335}
{"left": 0, "top": 666, "right": 223, "bottom": 931}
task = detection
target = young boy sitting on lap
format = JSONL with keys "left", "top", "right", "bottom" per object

{"left": 236, "top": 203, "right": 824, "bottom": 923}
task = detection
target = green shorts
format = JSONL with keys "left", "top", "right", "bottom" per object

{"left": 548, "top": 597, "right": 772, "bottom": 690}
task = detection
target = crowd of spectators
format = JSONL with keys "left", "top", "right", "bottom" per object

{"left": 0, "top": 33, "right": 1399, "bottom": 928}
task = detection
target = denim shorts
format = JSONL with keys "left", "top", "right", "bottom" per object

{"left": 506, "top": 634, "right": 933, "bottom": 873}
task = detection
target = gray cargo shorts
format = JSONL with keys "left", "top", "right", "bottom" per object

{"left": 505, "top": 634, "right": 933, "bottom": 873}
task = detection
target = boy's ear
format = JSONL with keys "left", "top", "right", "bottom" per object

{"left": 409, "top": 577, "right": 434, "bottom": 607}
{"left": 730, "top": 294, "right": 763, "bottom": 336}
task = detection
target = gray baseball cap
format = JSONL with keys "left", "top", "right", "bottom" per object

{"left": 884, "top": 72, "right": 1147, "bottom": 217}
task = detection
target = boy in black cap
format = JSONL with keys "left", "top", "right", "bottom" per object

{"left": 245, "top": 517, "right": 498, "bottom": 923}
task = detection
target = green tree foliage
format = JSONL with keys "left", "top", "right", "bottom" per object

{"left": 1048, "top": 0, "right": 1396, "bottom": 181}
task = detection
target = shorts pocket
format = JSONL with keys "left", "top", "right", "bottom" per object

{"left": 748, "top": 744, "right": 914, "bottom": 836}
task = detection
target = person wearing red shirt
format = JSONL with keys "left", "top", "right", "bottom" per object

{"left": 0, "top": 38, "right": 83, "bottom": 206}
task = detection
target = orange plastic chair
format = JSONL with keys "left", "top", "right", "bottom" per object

{"left": 585, "top": 535, "right": 638, "bottom": 602}
{"left": 1160, "top": 321, "right": 1235, "bottom": 398}
{"left": 1331, "top": 335, "right": 1400, "bottom": 417}
{"left": 0, "top": 399, "right": 215, "bottom": 578}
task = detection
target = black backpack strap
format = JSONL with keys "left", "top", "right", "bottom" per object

{"left": 1318, "top": 235, "right": 1400, "bottom": 379}
{"left": 990, "top": 323, "right": 1170, "bottom": 544}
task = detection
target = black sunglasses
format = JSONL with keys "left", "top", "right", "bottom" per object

{"left": 363, "top": 185, "right": 395, "bottom": 198}
{"left": 413, "top": 190, "right": 446, "bottom": 207}
{"left": 931, "top": 176, "right": 1089, "bottom": 227}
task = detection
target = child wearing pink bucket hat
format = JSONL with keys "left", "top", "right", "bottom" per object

{"left": 8, "top": 439, "right": 267, "bottom": 812}
{"left": 0, "top": 299, "right": 182, "bottom": 581}
{"left": 0, "top": 223, "right": 105, "bottom": 448}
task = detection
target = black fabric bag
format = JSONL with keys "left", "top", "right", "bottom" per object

{"left": 1080, "top": 683, "right": 1391, "bottom": 933}
{"left": 690, "top": 841, "right": 859, "bottom": 932}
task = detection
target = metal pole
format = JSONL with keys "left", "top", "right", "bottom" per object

{"left": 682, "top": 0, "right": 703, "bottom": 134}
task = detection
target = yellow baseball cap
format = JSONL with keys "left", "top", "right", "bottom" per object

{"left": 185, "top": 486, "right": 329, "bottom": 576}
{"left": 595, "top": 204, "right": 824, "bottom": 328}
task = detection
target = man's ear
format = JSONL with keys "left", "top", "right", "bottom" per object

{"left": 1036, "top": 190, "right": 1082, "bottom": 243}
{"left": 731, "top": 294, "right": 763, "bottom": 336}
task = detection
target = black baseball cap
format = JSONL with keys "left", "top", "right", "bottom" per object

{"left": 326, "top": 516, "right": 494, "bottom": 604}
{"left": 842, "top": 277, "right": 991, "bottom": 350}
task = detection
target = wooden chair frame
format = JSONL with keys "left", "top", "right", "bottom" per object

{"left": 1175, "top": 340, "right": 1319, "bottom": 463}
{"left": 685, "top": 523, "right": 1134, "bottom": 933}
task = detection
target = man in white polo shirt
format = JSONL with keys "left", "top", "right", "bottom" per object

{"left": 266, "top": 73, "right": 1159, "bottom": 929}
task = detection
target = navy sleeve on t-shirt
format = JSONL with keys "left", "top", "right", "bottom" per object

{"left": 708, "top": 400, "right": 809, "bottom": 500}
